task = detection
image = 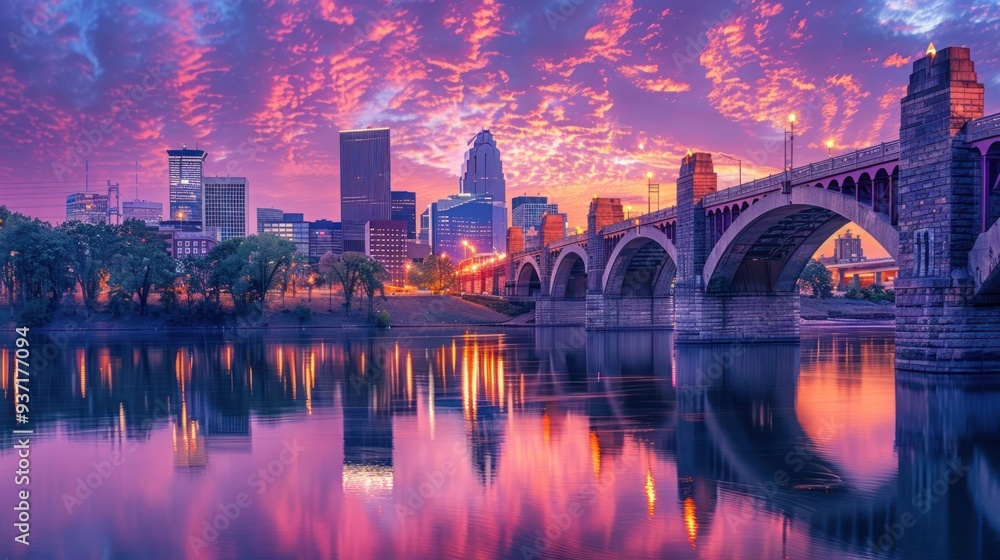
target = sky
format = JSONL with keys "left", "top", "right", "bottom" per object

{"left": 2, "top": 0, "right": 1000, "bottom": 257}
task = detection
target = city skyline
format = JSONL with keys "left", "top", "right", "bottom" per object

{"left": 3, "top": 1, "right": 999, "bottom": 260}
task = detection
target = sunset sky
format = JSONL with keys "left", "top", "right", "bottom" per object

{"left": 2, "top": 0, "right": 999, "bottom": 256}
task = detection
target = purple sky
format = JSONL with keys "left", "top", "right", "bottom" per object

{"left": 2, "top": 0, "right": 999, "bottom": 255}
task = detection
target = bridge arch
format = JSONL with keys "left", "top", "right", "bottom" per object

{"left": 602, "top": 227, "right": 678, "bottom": 297}
{"left": 703, "top": 188, "right": 899, "bottom": 293}
{"left": 513, "top": 259, "right": 542, "bottom": 297}
{"left": 549, "top": 245, "right": 588, "bottom": 299}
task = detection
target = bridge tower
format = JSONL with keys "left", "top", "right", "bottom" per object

{"left": 895, "top": 46, "right": 1000, "bottom": 372}
{"left": 674, "top": 152, "right": 801, "bottom": 342}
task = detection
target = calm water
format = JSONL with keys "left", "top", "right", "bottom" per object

{"left": 1, "top": 326, "right": 999, "bottom": 559}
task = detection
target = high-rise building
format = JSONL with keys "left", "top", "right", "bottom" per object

{"left": 511, "top": 195, "right": 547, "bottom": 215}
{"left": 167, "top": 145, "right": 207, "bottom": 223}
{"left": 390, "top": 191, "right": 417, "bottom": 239}
{"left": 512, "top": 198, "right": 559, "bottom": 234}
{"left": 65, "top": 192, "right": 110, "bottom": 224}
{"left": 257, "top": 207, "right": 284, "bottom": 234}
{"left": 122, "top": 200, "right": 163, "bottom": 226}
{"left": 365, "top": 220, "right": 407, "bottom": 287}
{"left": 340, "top": 128, "right": 391, "bottom": 253}
{"left": 418, "top": 207, "right": 431, "bottom": 245}
{"left": 832, "top": 229, "right": 865, "bottom": 263}
{"left": 203, "top": 176, "right": 248, "bottom": 241}
{"left": 427, "top": 194, "right": 497, "bottom": 258}
{"left": 261, "top": 213, "right": 309, "bottom": 258}
{"left": 309, "top": 219, "right": 338, "bottom": 263}
{"left": 459, "top": 130, "right": 507, "bottom": 253}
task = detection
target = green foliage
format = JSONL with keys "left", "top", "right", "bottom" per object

{"left": 0, "top": 210, "right": 74, "bottom": 310}
{"left": 320, "top": 252, "right": 366, "bottom": 314}
{"left": 17, "top": 297, "right": 54, "bottom": 326}
{"left": 293, "top": 303, "right": 312, "bottom": 323}
{"left": 408, "top": 253, "right": 456, "bottom": 293}
{"left": 799, "top": 259, "right": 834, "bottom": 299}
{"left": 108, "top": 220, "right": 176, "bottom": 316}
{"left": 212, "top": 234, "right": 297, "bottom": 313}
{"left": 358, "top": 257, "right": 389, "bottom": 320}
{"left": 374, "top": 310, "right": 391, "bottom": 328}
{"left": 845, "top": 285, "right": 896, "bottom": 303}
{"left": 58, "top": 221, "right": 118, "bottom": 316}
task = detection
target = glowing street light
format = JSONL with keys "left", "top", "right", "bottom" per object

{"left": 825, "top": 139, "right": 835, "bottom": 158}
{"left": 625, "top": 205, "right": 633, "bottom": 219}
{"left": 646, "top": 172, "right": 660, "bottom": 213}
{"left": 784, "top": 113, "right": 797, "bottom": 193}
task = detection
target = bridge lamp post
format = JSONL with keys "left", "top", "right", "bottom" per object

{"left": 784, "top": 113, "right": 796, "bottom": 193}
{"left": 826, "top": 139, "right": 834, "bottom": 158}
{"left": 646, "top": 172, "right": 660, "bottom": 213}
{"left": 626, "top": 205, "right": 633, "bottom": 219}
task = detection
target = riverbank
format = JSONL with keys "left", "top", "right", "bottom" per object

{"left": 5, "top": 293, "right": 892, "bottom": 331}
{"left": 6, "top": 293, "right": 520, "bottom": 331}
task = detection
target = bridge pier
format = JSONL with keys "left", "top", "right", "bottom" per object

{"left": 895, "top": 47, "right": 1000, "bottom": 372}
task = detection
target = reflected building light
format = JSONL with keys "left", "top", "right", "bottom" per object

{"left": 100, "top": 349, "right": 112, "bottom": 391}
{"left": 683, "top": 497, "right": 698, "bottom": 547}
{"left": 429, "top": 363, "right": 436, "bottom": 440}
{"left": 646, "top": 468, "right": 656, "bottom": 518}
{"left": 406, "top": 352, "right": 413, "bottom": 403}
{"left": 119, "top": 403, "right": 126, "bottom": 437}
{"left": 2, "top": 348, "right": 8, "bottom": 396}
{"left": 173, "top": 401, "right": 207, "bottom": 469}
{"left": 543, "top": 412, "right": 551, "bottom": 446}
{"left": 342, "top": 464, "right": 394, "bottom": 501}
{"left": 590, "top": 432, "right": 602, "bottom": 479}
{"left": 79, "top": 348, "right": 87, "bottom": 398}
{"left": 451, "top": 340, "right": 457, "bottom": 373}
{"left": 498, "top": 357, "right": 505, "bottom": 411}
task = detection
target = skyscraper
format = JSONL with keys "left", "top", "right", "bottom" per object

{"left": 65, "top": 192, "right": 109, "bottom": 224}
{"left": 261, "top": 213, "right": 309, "bottom": 257}
{"left": 340, "top": 128, "right": 391, "bottom": 253}
{"left": 427, "top": 194, "right": 497, "bottom": 258}
{"left": 458, "top": 130, "right": 507, "bottom": 253}
{"left": 257, "top": 207, "right": 284, "bottom": 234}
{"left": 512, "top": 197, "right": 559, "bottom": 234}
{"left": 167, "top": 145, "right": 207, "bottom": 223}
{"left": 122, "top": 200, "right": 163, "bottom": 226}
{"left": 390, "top": 191, "right": 417, "bottom": 240}
{"left": 203, "top": 176, "right": 248, "bottom": 241}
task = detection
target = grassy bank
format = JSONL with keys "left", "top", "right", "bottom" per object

{"left": 799, "top": 296, "right": 895, "bottom": 321}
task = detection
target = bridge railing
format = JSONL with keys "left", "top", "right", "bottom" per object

{"left": 970, "top": 112, "right": 1000, "bottom": 141}
{"left": 600, "top": 206, "right": 677, "bottom": 236}
{"left": 703, "top": 140, "right": 901, "bottom": 208}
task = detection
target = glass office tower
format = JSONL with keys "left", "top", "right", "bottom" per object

{"left": 340, "top": 128, "right": 391, "bottom": 253}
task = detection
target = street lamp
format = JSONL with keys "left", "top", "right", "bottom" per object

{"left": 625, "top": 205, "right": 633, "bottom": 219}
{"left": 646, "top": 172, "right": 660, "bottom": 213}
{"left": 825, "top": 139, "right": 835, "bottom": 158}
{"left": 784, "top": 113, "right": 796, "bottom": 193}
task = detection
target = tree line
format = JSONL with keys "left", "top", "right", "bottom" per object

{"left": 0, "top": 206, "right": 438, "bottom": 326}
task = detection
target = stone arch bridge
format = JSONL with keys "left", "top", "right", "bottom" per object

{"left": 492, "top": 47, "right": 1000, "bottom": 372}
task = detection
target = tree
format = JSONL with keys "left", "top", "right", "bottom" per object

{"left": 357, "top": 257, "right": 389, "bottom": 320}
{"left": 321, "top": 252, "right": 367, "bottom": 315}
{"left": 0, "top": 210, "right": 73, "bottom": 320}
{"left": 409, "top": 253, "right": 456, "bottom": 293}
{"left": 109, "top": 220, "right": 175, "bottom": 315}
{"left": 59, "top": 221, "right": 118, "bottom": 317}
{"left": 799, "top": 259, "right": 833, "bottom": 299}
{"left": 215, "top": 234, "right": 297, "bottom": 312}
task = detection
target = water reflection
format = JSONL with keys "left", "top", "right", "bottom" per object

{"left": 0, "top": 328, "right": 997, "bottom": 559}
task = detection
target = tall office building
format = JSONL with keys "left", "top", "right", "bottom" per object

{"left": 390, "top": 191, "right": 417, "bottom": 239}
{"left": 427, "top": 194, "right": 498, "bottom": 258}
{"left": 365, "top": 220, "right": 408, "bottom": 287}
{"left": 257, "top": 207, "right": 284, "bottom": 234}
{"left": 511, "top": 195, "right": 547, "bottom": 215}
{"left": 122, "top": 200, "right": 163, "bottom": 226}
{"left": 65, "top": 192, "right": 110, "bottom": 224}
{"left": 309, "top": 219, "right": 337, "bottom": 263}
{"left": 340, "top": 128, "right": 391, "bottom": 253}
{"left": 512, "top": 197, "right": 559, "bottom": 234}
{"left": 458, "top": 130, "right": 507, "bottom": 253}
{"left": 261, "top": 213, "right": 310, "bottom": 258}
{"left": 203, "top": 176, "right": 248, "bottom": 241}
{"left": 832, "top": 229, "right": 866, "bottom": 263}
{"left": 167, "top": 145, "right": 207, "bottom": 223}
